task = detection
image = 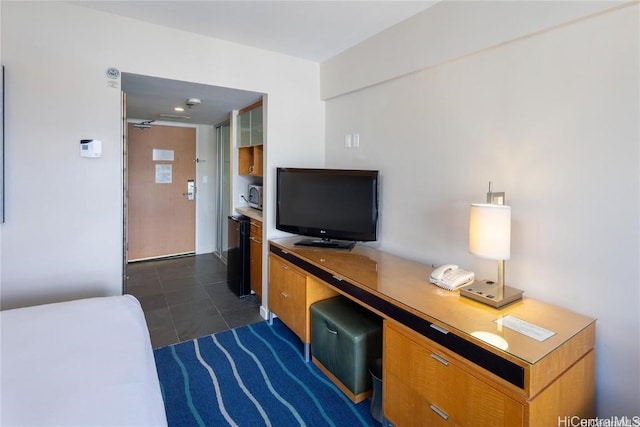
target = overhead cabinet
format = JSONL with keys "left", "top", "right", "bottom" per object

{"left": 238, "top": 101, "right": 263, "bottom": 177}
{"left": 238, "top": 102, "right": 263, "bottom": 147}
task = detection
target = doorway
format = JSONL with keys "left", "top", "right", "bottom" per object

{"left": 121, "top": 72, "right": 264, "bottom": 267}
{"left": 127, "top": 123, "right": 197, "bottom": 261}
{"left": 120, "top": 73, "right": 265, "bottom": 343}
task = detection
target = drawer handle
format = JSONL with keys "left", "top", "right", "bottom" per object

{"left": 282, "top": 265, "right": 289, "bottom": 270}
{"left": 429, "top": 404, "right": 449, "bottom": 420}
{"left": 326, "top": 327, "right": 338, "bottom": 335}
{"left": 332, "top": 275, "right": 343, "bottom": 281}
{"left": 281, "top": 292, "right": 288, "bottom": 298}
{"left": 431, "top": 353, "right": 449, "bottom": 366}
{"left": 430, "top": 324, "right": 449, "bottom": 335}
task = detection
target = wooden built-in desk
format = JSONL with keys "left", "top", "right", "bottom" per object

{"left": 268, "top": 237, "right": 595, "bottom": 426}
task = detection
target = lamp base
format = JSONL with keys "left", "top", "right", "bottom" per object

{"left": 459, "top": 280, "right": 523, "bottom": 308}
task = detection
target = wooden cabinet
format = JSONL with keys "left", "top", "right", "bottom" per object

{"left": 383, "top": 319, "right": 595, "bottom": 427}
{"left": 268, "top": 237, "right": 596, "bottom": 427}
{"left": 268, "top": 255, "right": 337, "bottom": 343}
{"left": 237, "top": 100, "right": 264, "bottom": 177}
{"left": 238, "top": 145, "right": 263, "bottom": 176}
{"left": 249, "top": 219, "right": 263, "bottom": 300}
{"left": 269, "top": 256, "right": 306, "bottom": 340}
{"left": 384, "top": 320, "right": 523, "bottom": 426}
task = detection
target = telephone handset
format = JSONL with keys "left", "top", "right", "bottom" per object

{"left": 429, "top": 264, "right": 475, "bottom": 291}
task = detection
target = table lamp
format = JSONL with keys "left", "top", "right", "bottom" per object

{"left": 459, "top": 195, "right": 524, "bottom": 308}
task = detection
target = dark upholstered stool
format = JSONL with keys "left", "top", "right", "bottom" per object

{"left": 310, "top": 296, "right": 382, "bottom": 403}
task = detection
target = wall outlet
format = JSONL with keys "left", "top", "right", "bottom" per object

{"left": 240, "top": 194, "right": 246, "bottom": 203}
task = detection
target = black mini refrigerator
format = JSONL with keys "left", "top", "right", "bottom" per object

{"left": 227, "top": 215, "right": 251, "bottom": 297}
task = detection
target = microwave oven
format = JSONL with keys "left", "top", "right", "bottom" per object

{"left": 248, "top": 185, "right": 263, "bottom": 210}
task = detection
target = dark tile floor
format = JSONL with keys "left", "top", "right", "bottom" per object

{"left": 125, "top": 253, "right": 263, "bottom": 349}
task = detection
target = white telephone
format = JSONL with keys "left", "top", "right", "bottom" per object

{"left": 429, "top": 264, "right": 475, "bottom": 291}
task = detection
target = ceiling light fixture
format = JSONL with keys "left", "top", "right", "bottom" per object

{"left": 186, "top": 98, "right": 202, "bottom": 108}
{"left": 159, "top": 114, "right": 191, "bottom": 120}
{"left": 174, "top": 107, "right": 185, "bottom": 112}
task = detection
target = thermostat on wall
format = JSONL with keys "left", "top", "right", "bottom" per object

{"left": 80, "top": 139, "right": 102, "bottom": 158}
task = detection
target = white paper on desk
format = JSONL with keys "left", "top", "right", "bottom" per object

{"left": 495, "top": 315, "right": 556, "bottom": 342}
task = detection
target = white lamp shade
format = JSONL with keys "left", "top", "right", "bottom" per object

{"left": 469, "top": 203, "right": 511, "bottom": 260}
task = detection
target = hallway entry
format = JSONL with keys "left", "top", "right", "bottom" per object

{"left": 128, "top": 124, "right": 196, "bottom": 261}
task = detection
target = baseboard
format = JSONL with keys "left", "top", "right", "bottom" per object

{"left": 260, "top": 305, "right": 270, "bottom": 320}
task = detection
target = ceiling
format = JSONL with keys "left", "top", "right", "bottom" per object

{"left": 76, "top": 1, "right": 437, "bottom": 126}
{"left": 122, "top": 73, "right": 264, "bottom": 126}
{"left": 75, "top": 1, "right": 436, "bottom": 62}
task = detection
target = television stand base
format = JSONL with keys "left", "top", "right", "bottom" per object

{"left": 294, "top": 238, "right": 355, "bottom": 250}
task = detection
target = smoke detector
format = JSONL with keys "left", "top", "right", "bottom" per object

{"left": 186, "top": 98, "right": 202, "bottom": 107}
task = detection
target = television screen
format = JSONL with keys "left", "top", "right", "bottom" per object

{"left": 276, "top": 167, "right": 379, "bottom": 249}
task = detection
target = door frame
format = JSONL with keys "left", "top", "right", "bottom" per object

{"left": 126, "top": 123, "right": 198, "bottom": 261}
{"left": 121, "top": 91, "right": 128, "bottom": 291}
{"left": 215, "top": 121, "right": 231, "bottom": 262}
{"left": 121, "top": 116, "right": 205, "bottom": 283}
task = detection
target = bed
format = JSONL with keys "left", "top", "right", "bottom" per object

{"left": 1, "top": 294, "right": 168, "bottom": 426}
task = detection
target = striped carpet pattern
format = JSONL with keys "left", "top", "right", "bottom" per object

{"left": 154, "top": 319, "right": 377, "bottom": 427}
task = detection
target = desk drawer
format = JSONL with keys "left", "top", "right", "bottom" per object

{"left": 249, "top": 219, "right": 262, "bottom": 237}
{"left": 384, "top": 321, "right": 523, "bottom": 427}
{"left": 385, "top": 370, "right": 453, "bottom": 427}
{"left": 268, "top": 256, "right": 306, "bottom": 340}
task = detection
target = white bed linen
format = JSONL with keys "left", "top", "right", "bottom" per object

{"left": 1, "top": 295, "right": 168, "bottom": 426}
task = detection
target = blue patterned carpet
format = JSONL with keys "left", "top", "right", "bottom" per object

{"left": 154, "top": 319, "right": 377, "bottom": 427}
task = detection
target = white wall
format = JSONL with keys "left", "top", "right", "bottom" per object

{"left": 194, "top": 124, "right": 216, "bottom": 255}
{"left": 126, "top": 120, "right": 216, "bottom": 255}
{"left": 0, "top": 1, "right": 324, "bottom": 309}
{"left": 322, "top": 2, "right": 639, "bottom": 417}
{"left": 321, "top": 0, "right": 628, "bottom": 99}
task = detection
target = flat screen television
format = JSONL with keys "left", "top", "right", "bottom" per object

{"left": 276, "top": 167, "right": 379, "bottom": 249}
